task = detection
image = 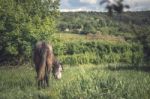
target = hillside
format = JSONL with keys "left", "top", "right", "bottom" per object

{"left": 56, "top": 11, "right": 150, "bottom": 63}
{"left": 57, "top": 11, "right": 150, "bottom": 37}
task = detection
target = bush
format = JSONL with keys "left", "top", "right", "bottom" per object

{"left": 53, "top": 41, "right": 143, "bottom": 65}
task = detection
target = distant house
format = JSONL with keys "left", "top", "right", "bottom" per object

{"left": 64, "top": 28, "right": 70, "bottom": 32}
{"left": 77, "top": 28, "right": 82, "bottom": 32}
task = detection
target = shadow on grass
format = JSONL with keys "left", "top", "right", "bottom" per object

{"left": 106, "top": 65, "right": 150, "bottom": 72}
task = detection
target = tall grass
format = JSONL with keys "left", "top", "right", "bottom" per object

{"left": 0, "top": 65, "right": 150, "bottom": 99}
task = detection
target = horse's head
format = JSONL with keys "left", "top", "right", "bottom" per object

{"left": 52, "top": 60, "right": 63, "bottom": 80}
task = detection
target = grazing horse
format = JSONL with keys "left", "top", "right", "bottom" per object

{"left": 33, "top": 41, "right": 62, "bottom": 88}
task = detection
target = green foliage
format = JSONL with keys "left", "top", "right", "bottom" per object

{"left": 58, "top": 11, "right": 150, "bottom": 35}
{"left": 81, "top": 23, "right": 96, "bottom": 34}
{"left": 53, "top": 41, "right": 143, "bottom": 65}
{"left": 134, "top": 26, "right": 150, "bottom": 63}
{"left": 57, "top": 11, "right": 150, "bottom": 64}
{"left": 0, "top": 0, "right": 59, "bottom": 63}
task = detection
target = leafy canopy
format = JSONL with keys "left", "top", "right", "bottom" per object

{"left": 0, "top": 0, "right": 60, "bottom": 63}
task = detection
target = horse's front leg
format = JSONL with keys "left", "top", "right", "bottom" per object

{"left": 38, "top": 80, "right": 42, "bottom": 89}
{"left": 45, "top": 63, "right": 52, "bottom": 87}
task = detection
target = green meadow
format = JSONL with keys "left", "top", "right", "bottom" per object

{"left": 0, "top": 64, "right": 150, "bottom": 99}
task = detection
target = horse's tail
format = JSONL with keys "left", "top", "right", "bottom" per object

{"left": 37, "top": 43, "right": 47, "bottom": 81}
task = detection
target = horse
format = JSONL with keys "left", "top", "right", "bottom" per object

{"left": 33, "top": 41, "right": 62, "bottom": 88}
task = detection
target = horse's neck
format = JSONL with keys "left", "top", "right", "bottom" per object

{"left": 53, "top": 56, "right": 58, "bottom": 65}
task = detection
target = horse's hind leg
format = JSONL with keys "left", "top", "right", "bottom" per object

{"left": 42, "top": 80, "right": 46, "bottom": 88}
{"left": 45, "top": 73, "right": 49, "bottom": 87}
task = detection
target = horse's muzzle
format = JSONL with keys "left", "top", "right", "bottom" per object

{"left": 54, "top": 73, "right": 62, "bottom": 80}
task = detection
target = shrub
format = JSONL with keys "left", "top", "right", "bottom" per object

{"left": 53, "top": 41, "right": 143, "bottom": 65}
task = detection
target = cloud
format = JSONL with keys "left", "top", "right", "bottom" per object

{"left": 60, "top": 0, "right": 150, "bottom": 12}
{"left": 61, "top": 8, "right": 90, "bottom": 12}
{"left": 80, "top": 0, "right": 97, "bottom": 4}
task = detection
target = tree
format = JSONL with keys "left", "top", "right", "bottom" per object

{"left": 0, "top": 0, "right": 60, "bottom": 64}
{"left": 100, "top": 0, "right": 129, "bottom": 16}
{"left": 81, "top": 23, "right": 96, "bottom": 34}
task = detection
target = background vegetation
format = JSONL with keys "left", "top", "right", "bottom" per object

{"left": 56, "top": 11, "right": 150, "bottom": 65}
{"left": 0, "top": 2, "right": 150, "bottom": 65}
{"left": 53, "top": 40, "right": 143, "bottom": 65}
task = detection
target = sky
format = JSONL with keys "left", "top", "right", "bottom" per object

{"left": 60, "top": 0, "right": 150, "bottom": 12}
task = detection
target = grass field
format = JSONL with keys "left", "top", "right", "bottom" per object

{"left": 54, "top": 32, "right": 125, "bottom": 43}
{"left": 0, "top": 64, "right": 150, "bottom": 99}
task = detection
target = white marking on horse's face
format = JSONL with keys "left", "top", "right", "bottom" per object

{"left": 54, "top": 65, "right": 62, "bottom": 79}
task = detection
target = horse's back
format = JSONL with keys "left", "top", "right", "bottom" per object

{"left": 33, "top": 41, "right": 53, "bottom": 73}
{"left": 45, "top": 42, "right": 54, "bottom": 72}
{"left": 36, "top": 41, "right": 53, "bottom": 51}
